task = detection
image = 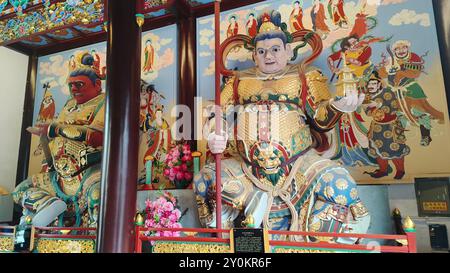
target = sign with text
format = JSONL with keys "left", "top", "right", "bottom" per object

{"left": 230, "top": 228, "right": 269, "bottom": 253}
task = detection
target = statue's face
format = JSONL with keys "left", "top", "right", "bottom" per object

{"left": 294, "top": 2, "right": 300, "bottom": 8}
{"left": 254, "top": 38, "right": 293, "bottom": 74}
{"left": 394, "top": 45, "right": 409, "bottom": 59}
{"left": 67, "top": 75, "right": 101, "bottom": 104}
{"left": 367, "top": 79, "right": 382, "bottom": 94}
{"left": 254, "top": 143, "right": 282, "bottom": 175}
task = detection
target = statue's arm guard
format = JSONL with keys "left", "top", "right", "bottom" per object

{"left": 48, "top": 104, "right": 105, "bottom": 148}
{"left": 304, "top": 69, "right": 343, "bottom": 132}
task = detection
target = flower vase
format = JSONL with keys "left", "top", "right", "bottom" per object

{"left": 173, "top": 179, "right": 190, "bottom": 189}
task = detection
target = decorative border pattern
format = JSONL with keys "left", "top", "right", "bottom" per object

{"left": 35, "top": 238, "right": 96, "bottom": 253}
{"left": 153, "top": 241, "right": 231, "bottom": 253}
{"left": 0, "top": 236, "right": 14, "bottom": 252}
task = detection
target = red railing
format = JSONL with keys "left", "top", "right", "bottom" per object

{"left": 0, "top": 226, "right": 16, "bottom": 237}
{"left": 134, "top": 227, "right": 417, "bottom": 253}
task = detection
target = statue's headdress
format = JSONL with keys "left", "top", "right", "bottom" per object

{"left": 69, "top": 51, "right": 106, "bottom": 80}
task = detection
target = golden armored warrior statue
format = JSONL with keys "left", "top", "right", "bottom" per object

{"left": 13, "top": 52, "right": 105, "bottom": 228}
{"left": 194, "top": 11, "right": 370, "bottom": 243}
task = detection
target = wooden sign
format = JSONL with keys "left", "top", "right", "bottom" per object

{"left": 230, "top": 228, "right": 269, "bottom": 253}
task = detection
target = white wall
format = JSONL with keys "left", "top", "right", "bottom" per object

{"left": 0, "top": 47, "right": 28, "bottom": 222}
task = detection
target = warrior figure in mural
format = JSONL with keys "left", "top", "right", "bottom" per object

{"left": 311, "top": 0, "right": 330, "bottom": 39}
{"left": 328, "top": 0, "right": 348, "bottom": 28}
{"left": 364, "top": 71, "right": 410, "bottom": 180}
{"left": 326, "top": 34, "right": 381, "bottom": 167}
{"left": 13, "top": 52, "right": 105, "bottom": 228}
{"left": 379, "top": 40, "right": 445, "bottom": 146}
{"left": 227, "top": 15, "right": 239, "bottom": 38}
{"left": 37, "top": 83, "right": 55, "bottom": 123}
{"left": 143, "top": 39, "right": 155, "bottom": 73}
{"left": 194, "top": 11, "right": 370, "bottom": 243}
{"left": 246, "top": 13, "right": 258, "bottom": 38}
{"left": 289, "top": 0, "right": 305, "bottom": 33}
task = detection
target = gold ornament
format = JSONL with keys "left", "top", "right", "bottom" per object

{"left": 25, "top": 216, "right": 33, "bottom": 225}
{"left": 403, "top": 216, "right": 415, "bottom": 231}
{"left": 136, "top": 14, "right": 145, "bottom": 28}
{"left": 135, "top": 212, "right": 144, "bottom": 226}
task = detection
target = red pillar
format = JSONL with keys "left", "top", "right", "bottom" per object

{"left": 97, "top": 0, "right": 142, "bottom": 253}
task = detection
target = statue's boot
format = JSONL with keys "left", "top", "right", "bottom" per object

{"left": 32, "top": 197, "right": 67, "bottom": 227}
{"left": 21, "top": 190, "right": 67, "bottom": 227}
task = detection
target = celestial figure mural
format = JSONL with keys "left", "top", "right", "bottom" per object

{"left": 227, "top": 15, "right": 239, "bottom": 38}
{"left": 246, "top": 12, "right": 258, "bottom": 38}
{"left": 289, "top": 0, "right": 305, "bottom": 32}
{"left": 143, "top": 39, "right": 155, "bottom": 73}
{"left": 310, "top": 0, "right": 330, "bottom": 39}
{"left": 328, "top": 0, "right": 348, "bottom": 28}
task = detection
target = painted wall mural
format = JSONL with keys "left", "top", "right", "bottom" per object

{"left": 29, "top": 24, "right": 178, "bottom": 190}
{"left": 196, "top": 0, "right": 450, "bottom": 184}
{"left": 139, "top": 24, "right": 178, "bottom": 190}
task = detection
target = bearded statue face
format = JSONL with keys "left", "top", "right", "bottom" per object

{"left": 253, "top": 37, "right": 293, "bottom": 74}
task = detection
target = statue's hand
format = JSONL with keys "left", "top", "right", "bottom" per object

{"left": 207, "top": 132, "right": 228, "bottom": 155}
{"left": 331, "top": 90, "right": 365, "bottom": 113}
{"left": 26, "top": 123, "right": 49, "bottom": 137}
{"left": 367, "top": 101, "right": 382, "bottom": 109}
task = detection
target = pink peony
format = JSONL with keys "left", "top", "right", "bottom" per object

{"left": 163, "top": 169, "right": 170, "bottom": 176}
{"left": 171, "top": 149, "right": 180, "bottom": 159}
{"left": 184, "top": 172, "right": 193, "bottom": 181}
{"left": 162, "top": 201, "right": 174, "bottom": 212}
{"left": 182, "top": 155, "right": 192, "bottom": 163}
{"left": 176, "top": 172, "right": 184, "bottom": 180}
{"left": 181, "top": 164, "right": 188, "bottom": 171}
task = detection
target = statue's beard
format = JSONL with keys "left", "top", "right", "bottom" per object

{"left": 257, "top": 167, "right": 286, "bottom": 186}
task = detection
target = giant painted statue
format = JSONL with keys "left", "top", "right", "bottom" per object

{"left": 194, "top": 11, "right": 370, "bottom": 243}
{"left": 13, "top": 52, "right": 105, "bottom": 228}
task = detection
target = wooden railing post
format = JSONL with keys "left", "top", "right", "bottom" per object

{"left": 403, "top": 216, "right": 417, "bottom": 253}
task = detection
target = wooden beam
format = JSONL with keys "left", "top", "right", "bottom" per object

{"left": 36, "top": 31, "right": 106, "bottom": 57}
{"left": 432, "top": 0, "right": 450, "bottom": 115}
{"left": 97, "top": 0, "right": 141, "bottom": 253}
{"left": 15, "top": 54, "right": 38, "bottom": 186}
{"left": 177, "top": 14, "right": 197, "bottom": 147}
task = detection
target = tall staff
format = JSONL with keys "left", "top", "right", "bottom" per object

{"left": 214, "top": 0, "right": 222, "bottom": 236}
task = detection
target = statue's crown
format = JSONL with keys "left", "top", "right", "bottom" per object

{"left": 257, "top": 11, "right": 283, "bottom": 35}
{"left": 258, "top": 13, "right": 279, "bottom": 34}
{"left": 69, "top": 51, "right": 105, "bottom": 80}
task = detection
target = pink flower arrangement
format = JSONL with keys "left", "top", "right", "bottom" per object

{"left": 163, "top": 143, "right": 194, "bottom": 188}
{"left": 144, "top": 191, "right": 183, "bottom": 243}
